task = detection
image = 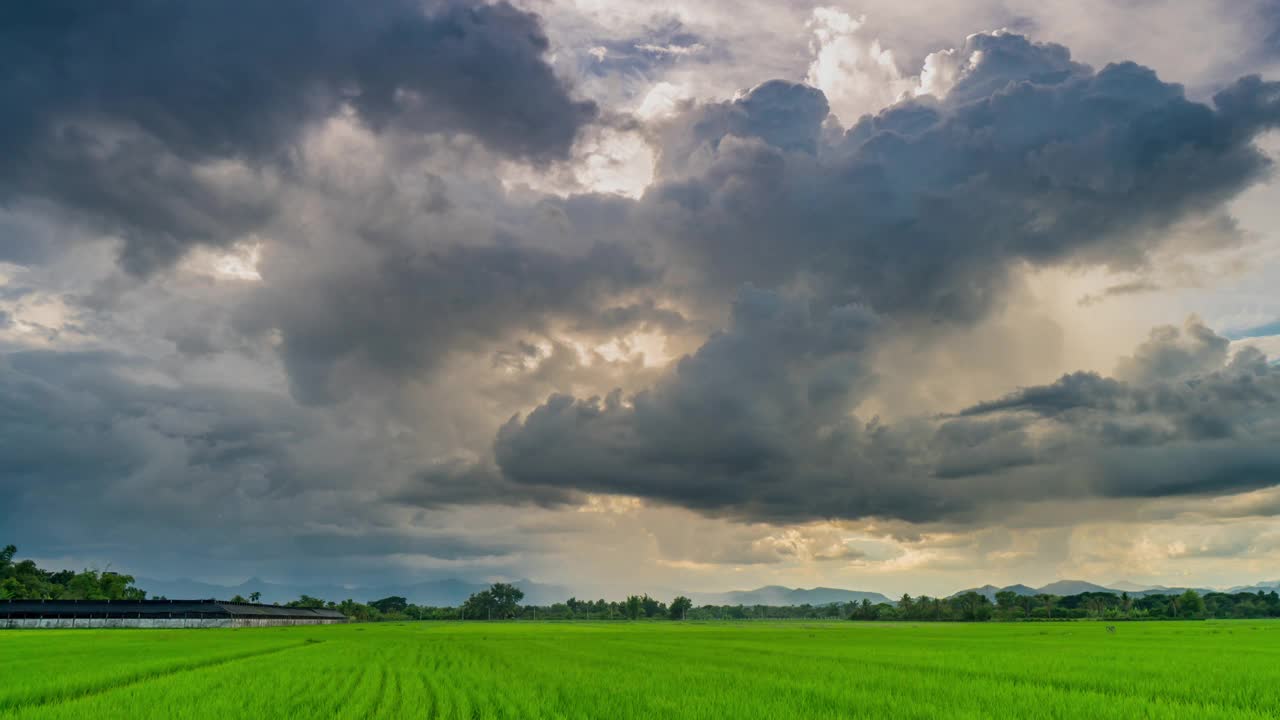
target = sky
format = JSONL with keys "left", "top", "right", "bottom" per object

{"left": 3, "top": 0, "right": 1280, "bottom": 599}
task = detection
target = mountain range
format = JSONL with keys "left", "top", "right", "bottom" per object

{"left": 135, "top": 576, "right": 1280, "bottom": 607}
{"left": 943, "top": 580, "right": 1260, "bottom": 601}
{"left": 690, "top": 586, "right": 892, "bottom": 606}
{"left": 136, "top": 576, "right": 573, "bottom": 606}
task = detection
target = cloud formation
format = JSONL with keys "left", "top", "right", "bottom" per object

{"left": 4, "top": 2, "right": 1280, "bottom": 592}
{"left": 646, "top": 34, "right": 1280, "bottom": 324}
{"left": 0, "top": 0, "right": 596, "bottom": 274}
{"left": 494, "top": 35, "right": 1280, "bottom": 526}
{"left": 499, "top": 312, "right": 1280, "bottom": 524}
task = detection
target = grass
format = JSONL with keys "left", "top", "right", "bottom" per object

{"left": 2, "top": 620, "right": 1279, "bottom": 719}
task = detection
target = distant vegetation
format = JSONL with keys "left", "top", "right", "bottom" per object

{"left": 0, "top": 545, "right": 145, "bottom": 601}
{"left": 323, "top": 587, "right": 1279, "bottom": 623}
{"left": 851, "top": 589, "right": 1280, "bottom": 621}
{"left": 5, "top": 544, "right": 1279, "bottom": 621}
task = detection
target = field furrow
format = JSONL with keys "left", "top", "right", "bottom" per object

{"left": 4, "top": 621, "right": 1279, "bottom": 720}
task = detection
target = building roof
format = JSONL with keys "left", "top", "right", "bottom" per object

{"left": 1, "top": 599, "right": 347, "bottom": 620}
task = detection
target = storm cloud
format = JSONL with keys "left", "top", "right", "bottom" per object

{"left": 0, "top": 0, "right": 596, "bottom": 273}
{"left": 493, "top": 36, "right": 1280, "bottom": 525}
{"left": 4, "top": 3, "right": 1280, "bottom": 591}
{"left": 497, "top": 315, "right": 1280, "bottom": 523}
{"left": 644, "top": 33, "right": 1280, "bottom": 322}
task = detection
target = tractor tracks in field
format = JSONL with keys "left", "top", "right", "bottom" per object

{"left": 1, "top": 640, "right": 326, "bottom": 715}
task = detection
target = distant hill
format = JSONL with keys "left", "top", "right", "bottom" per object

{"left": 1225, "top": 581, "right": 1280, "bottom": 594}
{"left": 132, "top": 574, "right": 1279, "bottom": 609}
{"left": 949, "top": 584, "right": 1037, "bottom": 601}
{"left": 694, "top": 586, "right": 892, "bottom": 606}
{"left": 1106, "top": 580, "right": 1159, "bottom": 592}
{"left": 136, "top": 576, "right": 571, "bottom": 606}
{"left": 948, "top": 580, "right": 1225, "bottom": 600}
{"left": 1034, "top": 580, "right": 1117, "bottom": 596}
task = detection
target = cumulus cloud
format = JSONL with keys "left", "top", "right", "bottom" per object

{"left": 1114, "top": 316, "right": 1232, "bottom": 383}
{"left": 805, "top": 8, "right": 918, "bottom": 124}
{"left": 495, "top": 288, "right": 895, "bottom": 521}
{"left": 0, "top": 0, "right": 596, "bottom": 274}
{"left": 638, "top": 34, "right": 1280, "bottom": 330}
{"left": 496, "top": 281, "right": 1280, "bottom": 520}
{"left": 492, "top": 35, "right": 1280, "bottom": 528}
{"left": 498, "top": 309, "right": 1280, "bottom": 524}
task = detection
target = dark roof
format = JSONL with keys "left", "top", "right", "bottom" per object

{"left": 1, "top": 599, "right": 346, "bottom": 620}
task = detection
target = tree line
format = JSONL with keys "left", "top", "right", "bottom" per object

{"left": 6, "top": 545, "right": 1278, "bottom": 622}
{"left": 0, "top": 545, "right": 146, "bottom": 601}
{"left": 319, "top": 587, "right": 1280, "bottom": 623}
{"left": 848, "top": 588, "right": 1280, "bottom": 621}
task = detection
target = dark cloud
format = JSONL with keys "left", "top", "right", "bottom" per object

{"left": 938, "top": 32, "right": 1086, "bottom": 105}
{"left": 645, "top": 37, "right": 1280, "bottom": 323}
{"left": 497, "top": 306, "right": 1280, "bottom": 523}
{"left": 1114, "top": 317, "right": 1231, "bottom": 383}
{"left": 396, "top": 458, "right": 574, "bottom": 510}
{"left": 655, "top": 80, "right": 831, "bottom": 165}
{"left": 490, "top": 38, "right": 1280, "bottom": 525}
{"left": 568, "top": 300, "right": 690, "bottom": 336}
{"left": 7, "top": 12, "right": 1280, "bottom": 585}
{"left": 0, "top": 350, "right": 314, "bottom": 507}
{"left": 248, "top": 237, "right": 658, "bottom": 405}
{"left": 494, "top": 288, "right": 935, "bottom": 523}
{"left": 0, "top": 0, "right": 595, "bottom": 273}
{"left": 0, "top": 347, "right": 531, "bottom": 581}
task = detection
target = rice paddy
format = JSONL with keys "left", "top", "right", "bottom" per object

{"left": 3, "top": 620, "right": 1278, "bottom": 719}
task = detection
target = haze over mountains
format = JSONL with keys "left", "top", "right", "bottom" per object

{"left": 945, "top": 580, "right": 1280, "bottom": 601}
{"left": 137, "top": 577, "right": 574, "bottom": 607}
{"left": 137, "top": 576, "right": 1280, "bottom": 607}
{"left": 688, "top": 586, "right": 892, "bottom": 606}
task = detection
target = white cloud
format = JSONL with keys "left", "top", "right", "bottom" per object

{"left": 805, "top": 8, "right": 918, "bottom": 125}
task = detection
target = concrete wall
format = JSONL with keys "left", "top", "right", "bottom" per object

{"left": 1, "top": 617, "right": 346, "bottom": 629}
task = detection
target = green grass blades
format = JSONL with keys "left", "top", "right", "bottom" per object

{"left": 3, "top": 621, "right": 1279, "bottom": 719}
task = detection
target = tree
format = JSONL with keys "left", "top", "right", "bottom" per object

{"left": 859, "top": 598, "right": 874, "bottom": 619}
{"left": 487, "top": 583, "right": 524, "bottom": 619}
{"left": 337, "top": 599, "right": 381, "bottom": 622}
{"left": 286, "top": 595, "right": 327, "bottom": 609}
{"left": 0, "top": 546, "right": 22, "bottom": 600}
{"left": 953, "top": 592, "right": 991, "bottom": 621}
{"left": 994, "top": 591, "right": 1019, "bottom": 618}
{"left": 60, "top": 570, "right": 146, "bottom": 600}
{"left": 640, "top": 594, "right": 664, "bottom": 618}
{"left": 1037, "top": 594, "right": 1057, "bottom": 619}
{"left": 249, "top": 591, "right": 262, "bottom": 603}
{"left": 462, "top": 583, "right": 525, "bottom": 620}
{"left": 370, "top": 596, "right": 409, "bottom": 615}
{"left": 898, "top": 593, "right": 914, "bottom": 617}
{"left": 624, "top": 595, "right": 643, "bottom": 620}
{"left": 1018, "top": 594, "right": 1036, "bottom": 619}
{"left": 669, "top": 596, "right": 693, "bottom": 620}
{"left": 230, "top": 594, "right": 247, "bottom": 603}
{"left": 1177, "top": 589, "right": 1205, "bottom": 618}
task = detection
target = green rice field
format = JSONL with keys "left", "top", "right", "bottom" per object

{"left": 3, "top": 621, "right": 1279, "bottom": 719}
